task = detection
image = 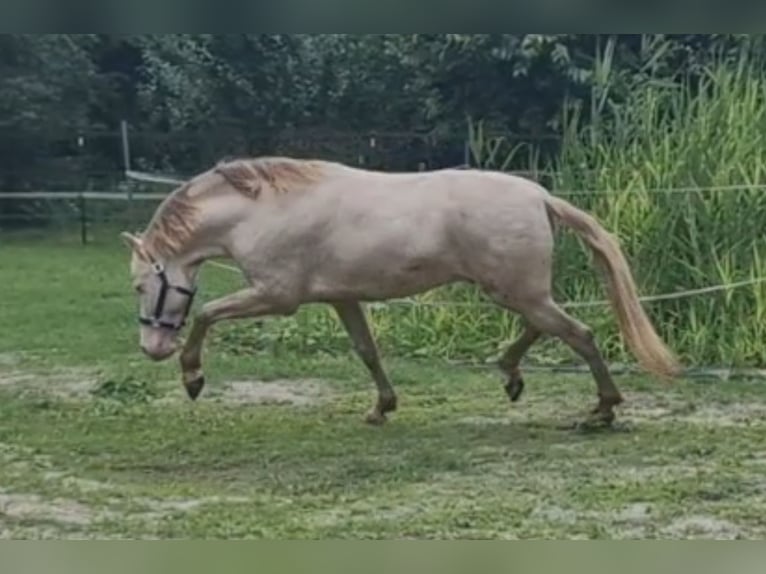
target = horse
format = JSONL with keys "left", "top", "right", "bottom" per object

{"left": 121, "top": 156, "right": 680, "bottom": 426}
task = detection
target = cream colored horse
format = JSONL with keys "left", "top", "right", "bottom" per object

{"left": 121, "top": 157, "right": 680, "bottom": 426}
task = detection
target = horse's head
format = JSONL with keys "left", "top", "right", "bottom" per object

{"left": 121, "top": 232, "right": 198, "bottom": 361}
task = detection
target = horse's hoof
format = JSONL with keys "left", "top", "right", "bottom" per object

{"left": 575, "top": 418, "right": 612, "bottom": 432}
{"left": 365, "top": 410, "right": 388, "bottom": 426}
{"left": 185, "top": 375, "right": 205, "bottom": 401}
{"left": 557, "top": 418, "right": 611, "bottom": 433}
{"left": 378, "top": 394, "right": 398, "bottom": 415}
{"left": 576, "top": 409, "right": 616, "bottom": 431}
{"left": 505, "top": 377, "right": 525, "bottom": 402}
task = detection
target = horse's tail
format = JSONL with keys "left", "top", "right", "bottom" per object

{"left": 544, "top": 195, "right": 681, "bottom": 379}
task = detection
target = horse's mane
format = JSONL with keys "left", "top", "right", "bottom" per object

{"left": 214, "top": 157, "right": 329, "bottom": 199}
{"left": 142, "top": 157, "right": 331, "bottom": 258}
{"left": 142, "top": 182, "right": 199, "bottom": 258}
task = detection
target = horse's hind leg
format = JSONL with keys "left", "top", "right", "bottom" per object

{"left": 333, "top": 301, "right": 397, "bottom": 425}
{"left": 498, "top": 321, "right": 541, "bottom": 402}
{"left": 521, "top": 297, "right": 624, "bottom": 425}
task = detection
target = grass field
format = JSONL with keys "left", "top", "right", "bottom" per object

{"left": 2, "top": 233, "right": 766, "bottom": 539}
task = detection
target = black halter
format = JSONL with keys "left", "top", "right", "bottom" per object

{"left": 138, "top": 262, "right": 197, "bottom": 332}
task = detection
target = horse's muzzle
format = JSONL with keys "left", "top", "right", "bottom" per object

{"left": 140, "top": 341, "right": 177, "bottom": 361}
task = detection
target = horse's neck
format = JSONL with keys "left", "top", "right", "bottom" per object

{"left": 184, "top": 192, "right": 255, "bottom": 264}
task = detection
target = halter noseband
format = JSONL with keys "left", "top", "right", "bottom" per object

{"left": 138, "top": 262, "right": 197, "bottom": 332}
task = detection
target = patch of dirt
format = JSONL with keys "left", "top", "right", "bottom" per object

{"left": 530, "top": 505, "right": 579, "bottom": 526}
{"left": 620, "top": 392, "right": 766, "bottom": 428}
{"left": 615, "top": 503, "right": 653, "bottom": 524}
{"left": 43, "top": 472, "right": 112, "bottom": 493}
{"left": 741, "top": 452, "right": 766, "bottom": 467}
{"left": 459, "top": 390, "right": 766, "bottom": 431}
{"left": 679, "top": 405, "right": 766, "bottom": 427}
{"left": 213, "top": 379, "right": 329, "bottom": 407}
{"left": 0, "top": 367, "right": 98, "bottom": 400}
{"left": 0, "top": 491, "right": 250, "bottom": 539}
{"left": 660, "top": 515, "right": 746, "bottom": 539}
{"left": 0, "top": 491, "right": 101, "bottom": 527}
{"left": 142, "top": 495, "right": 252, "bottom": 514}
{"left": 0, "top": 483, "right": 254, "bottom": 539}
{"left": 527, "top": 503, "right": 750, "bottom": 539}
{"left": 457, "top": 416, "right": 511, "bottom": 427}
{"left": 0, "top": 442, "right": 256, "bottom": 538}
{"left": 0, "top": 352, "right": 23, "bottom": 367}
{"left": 0, "top": 365, "right": 330, "bottom": 409}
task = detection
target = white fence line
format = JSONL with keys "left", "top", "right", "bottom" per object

{"left": 555, "top": 183, "right": 766, "bottom": 197}
{"left": 125, "top": 170, "right": 185, "bottom": 186}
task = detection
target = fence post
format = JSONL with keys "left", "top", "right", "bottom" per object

{"left": 463, "top": 139, "right": 471, "bottom": 168}
{"left": 78, "top": 192, "right": 87, "bottom": 245}
{"left": 121, "top": 120, "right": 135, "bottom": 229}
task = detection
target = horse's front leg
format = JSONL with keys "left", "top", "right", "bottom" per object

{"left": 179, "top": 287, "right": 295, "bottom": 400}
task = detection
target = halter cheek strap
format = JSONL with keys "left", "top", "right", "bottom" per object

{"left": 138, "top": 262, "right": 197, "bottom": 331}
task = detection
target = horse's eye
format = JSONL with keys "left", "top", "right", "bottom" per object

{"left": 134, "top": 285, "right": 144, "bottom": 294}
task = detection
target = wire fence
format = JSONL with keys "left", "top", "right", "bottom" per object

{"left": 7, "top": 121, "right": 766, "bottom": 243}
{"left": 4, "top": 172, "right": 766, "bottom": 245}
{"left": 0, "top": 125, "right": 475, "bottom": 192}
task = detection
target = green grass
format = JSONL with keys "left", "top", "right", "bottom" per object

{"left": 2, "top": 236, "right": 766, "bottom": 539}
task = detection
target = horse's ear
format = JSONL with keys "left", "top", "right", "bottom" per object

{"left": 119, "top": 232, "right": 151, "bottom": 261}
{"left": 120, "top": 231, "right": 141, "bottom": 251}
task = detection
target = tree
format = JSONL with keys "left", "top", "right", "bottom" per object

{"left": 0, "top": 34, "right": 97, "bottom": 189}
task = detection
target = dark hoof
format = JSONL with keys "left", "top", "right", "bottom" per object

{"left": 565, "top": 419, "right": 634, "bottom": 434}
{"left": 505, "top": 377, "right": 525, "bottom": 402}
{"left": 572, "top": 418, "right": 613, "bottom": 433}
{"left": 379, "top": 394, "right": 398, "bottom": 415}
{"left": 365, "top": 410, "right": 388, "bottom": 425}
{"left": 185, "top": 376, "right": 205, "bottom": 401}
{"left": 557, "top": 407, "right": 622, "bottom": 433}
{"left": 556, "top": 419, "right": 611, "bottom": 433}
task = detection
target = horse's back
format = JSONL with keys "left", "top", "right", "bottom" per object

{"left": 299, "top": 167, "right": 555, "bottom": 300}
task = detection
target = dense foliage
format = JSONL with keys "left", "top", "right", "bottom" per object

{"left": 2, "top": 34, "right": 761, "bottom": 186}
